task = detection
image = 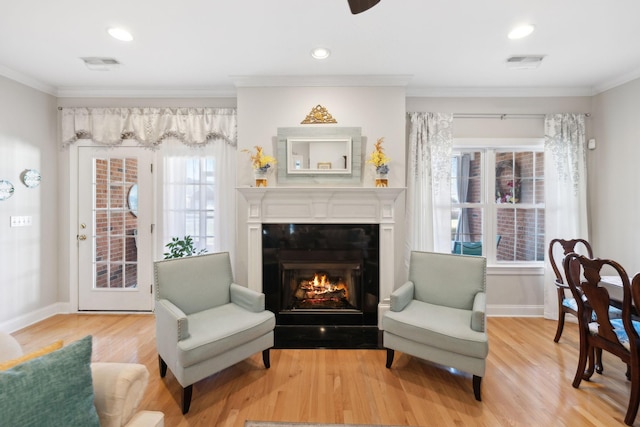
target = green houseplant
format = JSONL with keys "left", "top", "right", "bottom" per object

{"left": 163, "top": 236, "right": 207, "bottom": 259}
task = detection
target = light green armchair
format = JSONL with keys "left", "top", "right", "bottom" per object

{"left": 154, "top": 252, "right": 275, "bottom": 414}
{"left": 382, "top": 251, "right": 489, "bottom": 400}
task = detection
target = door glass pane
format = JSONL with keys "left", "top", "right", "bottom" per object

{"left": 93, "top": 157, "right": 138, "bottom": 289}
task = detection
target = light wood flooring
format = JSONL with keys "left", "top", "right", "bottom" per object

{"left": 10, "top": 315, "right": 635, "bottom": 426}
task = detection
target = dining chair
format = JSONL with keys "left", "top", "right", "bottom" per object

{"left": 564, "top": 253, "right": 640, "bottom": 426}
{"left": 549, "top": 238, "right": 622, "bottom": 345}
{"left": 549, "top": 238, "right": 594, "bottom": 343}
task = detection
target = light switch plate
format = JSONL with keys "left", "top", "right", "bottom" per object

{"left": 10, "top": 216, "right": 32, "bottom": 227}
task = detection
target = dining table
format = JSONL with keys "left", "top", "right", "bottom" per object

{"left": 600, "top": 274, "right": 640, "bottom": 311}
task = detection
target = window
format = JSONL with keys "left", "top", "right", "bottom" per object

{"left": 162, "top": 151, "right": 216, "bottom": 254}
{"left": 451, "top": 140, "right": 544, "bottom": 263}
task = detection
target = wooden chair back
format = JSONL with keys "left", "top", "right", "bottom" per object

{"left": 549, "top": 238, "right": 593, "bottom": 286}
{"left": 564, "top": 253, "right": 640, "bottom": 425}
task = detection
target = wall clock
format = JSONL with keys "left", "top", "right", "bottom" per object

{"left": 21, "top": 169, "right": 41, "bottom": 188}
{"left": 0, "top": 179, "right": 15, "bottom": 201}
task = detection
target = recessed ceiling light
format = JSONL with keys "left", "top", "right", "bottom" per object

{"left": 311, "top": 47, "right": 331, "bottom": 60}
{"left": 107, "top": 27, "right": 133, "bottom": 42}
{"left": 508, "top": 24, "right": 535, "bottom": 40}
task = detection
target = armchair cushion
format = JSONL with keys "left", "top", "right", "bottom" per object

{"left": 384, "top": 299, "right": 488, "bottom": 359}
{"left": 409, "top": 251, "right": 486, "bottom": 310}
{"left": 154, "top": 253, "right": 233, "bottom": 315}
{"left": 230, "top": 283, "right": 265, "bottom": 313}
{"left": 471, "top": 292, "right": 487, "bottom": 332}
{"left": 91, "top": 362, "right": 149, "bottom": 427}
{"left": 0, "top": 339, "right": 63, "bottom": 371}
{"left": 177, "top": 303, "right": 275, "bottom": 368}
{"left": 390, "top": 281, "right": 414, "bottom": 312}
{"left": 0, "top": 335, "right": 100, "bottom": 427}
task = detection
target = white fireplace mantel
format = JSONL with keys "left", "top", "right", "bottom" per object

{"left": 237, "top": 186, "right": 405, "bottom": 327}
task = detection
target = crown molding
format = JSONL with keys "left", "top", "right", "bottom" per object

{"left": 406, "top": 86, "right": 595, "bottom": 98}
{"left": 0, "top": 65, "right": 57, "bottom": 96}
{"left": 231, "top": 75, "right": 413, "bottom": 88}
{"left": 55, "top": 86, "right": 237, "bottom": 98}
{"left": 591, "top": 66, "right": 640, "bottom": 95}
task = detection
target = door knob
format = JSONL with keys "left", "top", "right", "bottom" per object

{"left": 78, "top": 234, "right": 87, "bottom": 241}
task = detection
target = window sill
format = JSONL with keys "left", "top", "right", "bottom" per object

{"left": 487, "top": 263, "right": 544, "bottom": 276}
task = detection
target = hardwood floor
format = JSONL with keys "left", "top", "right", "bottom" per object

{"left": 11, "top": 315, "right": 634, "bottom": 426}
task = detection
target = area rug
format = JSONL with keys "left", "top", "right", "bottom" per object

{"left": 245, "top": 422, "right": 406, "bottom": 427}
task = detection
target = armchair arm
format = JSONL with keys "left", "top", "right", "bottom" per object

{"left": 91, "top": 362, "right": 149, "bottom": 427}
{"left": 471, "top": 292, "right": 487, "bottom": 332}
{"left": 154, "top": 299, "right": 189, "bottom": 342}
{"left": 390, "top": 281, "right": 414, "bottom": 312}
{"left": 230, "top": 283, "right": 265, "bottom": 313}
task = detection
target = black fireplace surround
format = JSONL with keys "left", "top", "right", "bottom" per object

{"left": 262, "top": 223, "right": 381, "bottom": 348}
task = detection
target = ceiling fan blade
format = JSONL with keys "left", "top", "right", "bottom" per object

{"left": 348, "top": 0, "right": 381, "bottom": 15}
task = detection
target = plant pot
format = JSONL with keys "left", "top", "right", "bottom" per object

{"left": 255, "top": 170, "right": 268, "bottom": 187}
{"left": 375, "top": 172, "right": 388, "bottom": 187}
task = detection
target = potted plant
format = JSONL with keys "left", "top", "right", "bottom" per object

{"left": 163, "top": 235, "right": 207, "bottom": 259}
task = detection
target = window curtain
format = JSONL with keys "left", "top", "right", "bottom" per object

{"left": 454, "top": 153, "right": 471, "bottom": 242}
{"left": 60, "top": 107, "right": 238, "bottom": 256}
{"left": 405, "top": 112, "right": 454, "bottom": 268}
{"left": 160, "top": 139, "right": 236, "bottom": 257}
{"left": 543, "top": 113, "right": 589, "bottom": 320}
{"left": 60, "top": 107, "right": 237, "bottom": 148}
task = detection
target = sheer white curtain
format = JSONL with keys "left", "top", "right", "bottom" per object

{"left": 60, "top": 107, "right": 238, "bottom": 256}
{"left": 160, "top": 139, "right": 236, "bottom": 256}
{"left": 544, "top": 113, "right": 589, "bottom": 319}
{"left": 405, "top": 112, "right": 454, "bottom": 268}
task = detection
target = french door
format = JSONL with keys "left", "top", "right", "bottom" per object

{"left": 78, "top": 147, "right": 154, "bottom": 311}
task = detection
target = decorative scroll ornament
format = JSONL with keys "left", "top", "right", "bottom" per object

{"left": 300, "top": 105, "right": 337, "bottom": 124}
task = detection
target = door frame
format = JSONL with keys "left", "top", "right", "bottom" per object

{"left": 66, "top": 141, "right": 158, "bottom": 312}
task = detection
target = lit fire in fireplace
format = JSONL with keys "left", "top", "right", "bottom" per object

{"left": 293, "top": 273, "right": 349, "bottom": 305}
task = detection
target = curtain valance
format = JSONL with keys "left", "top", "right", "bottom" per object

{"left": 60, "top": 107, "right": 237, "bottom": 148}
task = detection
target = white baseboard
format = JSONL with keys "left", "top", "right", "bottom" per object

{"left": 2, "top": 302, "right": 542, "bottom": 334}
{"left": 487, "top": 304, "right": 544, "bottom": 317}
{"left": 0, "top": 302, "right": 71, "bottom": 333}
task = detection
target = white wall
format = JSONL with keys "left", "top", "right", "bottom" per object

{"left": 591, "top": 78, "right": 640, "bottom": 273}
{"left": 3, "top": 79, "right": 620, "bottom": 330}
{"left": 235, "top": 86, "right": 407, "bottom": 290}
{"left": 407, "top": 95, "right": 593, "bottom": 316}
{"left": 0, "top": 76, "right": 59, "bottom": 330}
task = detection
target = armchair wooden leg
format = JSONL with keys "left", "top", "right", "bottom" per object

{"left": 262, "top": 349, "right": 271, "bottom": 369}
{"left": 385, "top": 349, "right": 394, "bottom": 368}
{"left": 473, "top": 375, "right": 482, "bottom": 401}
{"left": 159, "top": 355, "right": 167, "bottom": 378}
{"left": 182, "top": 385, "right": 193, "bottom": 415}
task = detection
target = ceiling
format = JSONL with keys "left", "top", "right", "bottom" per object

{"left": 2, "top": 0, "right": 640, "bottom": 98}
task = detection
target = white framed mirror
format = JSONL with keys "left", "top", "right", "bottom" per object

{"left": 276, "top": 127, "right": 363, "bottom": 185}
{"left": 286, "top": 137, "right": 352, "bottom": 174}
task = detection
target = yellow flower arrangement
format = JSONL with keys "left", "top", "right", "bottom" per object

{"left": 242, "top": 145, "right": 276, "bottom": 172}
{"left": 368, "top": 137, "right": 390, "bottom": 174}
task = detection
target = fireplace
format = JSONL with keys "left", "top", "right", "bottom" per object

{"left": 238, "top": 186, "right": 404, "bottom": 348}
{"left": 262, "top": 224, "right": 379, "bottom": 329}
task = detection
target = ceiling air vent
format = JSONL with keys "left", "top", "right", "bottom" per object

{"left": 506, "top": 55, "right": 544, "bottom": 70}
{"left": 81, "top": 57, "right": 121, "bottom": 71}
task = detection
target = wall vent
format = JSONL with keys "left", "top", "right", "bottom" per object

{"left": 506, "top": 55, "right": 544, "bottom": 69}
{"left": 80, "top": 57, "right": 121, "bottom": 71}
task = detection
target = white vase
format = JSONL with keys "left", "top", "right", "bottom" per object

{"left": 254, "top": 170, "right": 268, "bottom": 187}
{"left": 375, "top": 172, "right": 388, "bottom": 187}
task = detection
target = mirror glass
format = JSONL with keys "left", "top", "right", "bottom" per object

{"left": 287, "top": 138, "right": 351, "bottom": 174}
